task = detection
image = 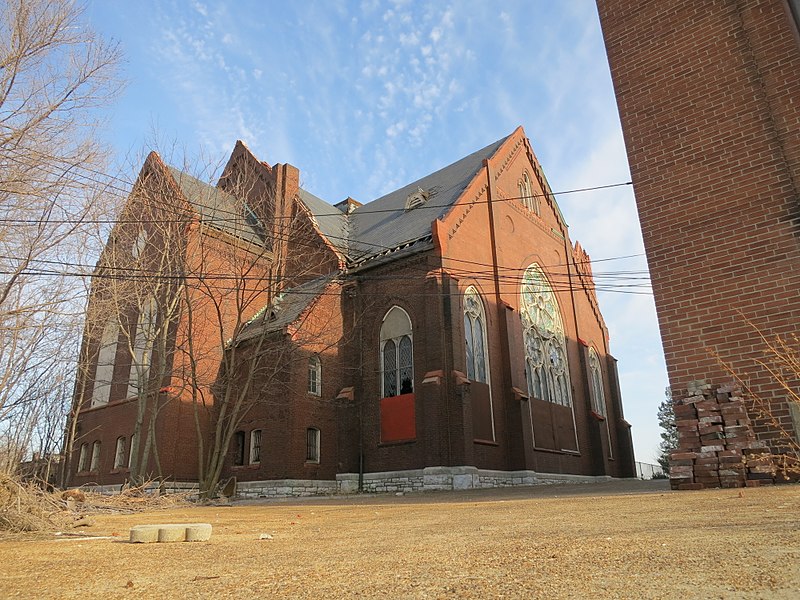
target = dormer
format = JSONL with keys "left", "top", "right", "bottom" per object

{"left": 405, "top": 187, "right": 430, "bottom": 211}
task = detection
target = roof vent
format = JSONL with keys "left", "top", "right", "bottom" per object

{"left": 405, "top": 187, "right": 430, "bottom": 211}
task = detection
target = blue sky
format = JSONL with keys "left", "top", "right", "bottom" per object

{"left": 86, "top": 0, "right": 668, "bottom": 464}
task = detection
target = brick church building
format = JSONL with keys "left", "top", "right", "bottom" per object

{"left": 68, "top": 126, "right": 635, "bottom": 495}
{"left": 596, "top": 1, "right": 800, "bottom": 462}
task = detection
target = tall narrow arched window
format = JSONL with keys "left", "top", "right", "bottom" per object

{"left": 92, "top": 318, "right": 119, "bottom": 407}
{"left": 588, "top": 347, "right": 607, "bottom": 416}
{"left": 77, "top": 443, "right": 88, "bottom": 472}
{"left": 127, "top": 295, "right": 158, "bottom": 399}
{"left": 519, "top": 171, "right": 539, "bottom": 215}
{"left": 90, "top": 440, "right": 101, "bottom": 472}
{"left": 308, "top": 356, "right": 321, "bottom": 396}
{"left": 463, "top": 287, "right": 488, "bottom": 383}
{"left": 114, "top": 436, "right": 127, "bottom": 469}
{"left": 380, "top": 307, "right": 413, "bottom": 397}
{"left": 520, "top": 263, "right": 572, "bottom": 406}
{"left": 464, "top": 286, "right": 495, "bottom": 442}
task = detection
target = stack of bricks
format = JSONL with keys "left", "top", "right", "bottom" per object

{"left": 669, "top": 380, "right": 775, "bottom": 490}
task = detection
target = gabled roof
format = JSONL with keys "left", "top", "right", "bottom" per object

{"left": 345, "top": 135, "right": 510, "bottom": 264}
{"left": 167, "top": 166, "right": 266, "bottom": 247}
{"left": 297, "top": 188, "right": 349, "bottom": 256}
{"left": 237, "top": 274, "right": 337, "bottom": 342}
{"left": 165, "top": 132, "right": 511, "bottom": 269}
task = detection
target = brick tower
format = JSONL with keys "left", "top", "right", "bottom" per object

{"left": 595, "top": 1, "right": 800, "bottom": 459}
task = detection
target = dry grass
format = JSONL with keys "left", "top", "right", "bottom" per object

{"left": 0, "top": 475, "right": 192, "bottom": 535}
{"left": 0, "top": 473, "right": 73, "bottom": 533}
{"left": 0, "top": 481, "right": 798, "bottom": 599}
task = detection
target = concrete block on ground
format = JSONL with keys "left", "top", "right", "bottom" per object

{"left": 129, "top": 523, "right": 212, "bottom": 544}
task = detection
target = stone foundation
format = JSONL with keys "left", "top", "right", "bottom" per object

{"left": 78, "top": 467, "right": 615, "bottom": 499}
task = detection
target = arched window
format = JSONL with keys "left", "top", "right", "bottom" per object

{"left": 380, "top": 307, "right": 413, "bottom": 397}
{"left": 308, "top": 356, "right": 321, "bottom": 396}
{"left": 132, "top": 229, "right": 147, "bottom": 258}
{"left": 520, "top": 263, "right": 572, "bottom": 406}
{"left": 77, "top": 443, "right": 89, "bottom": 472}
{"left": 90, "top": 440, "right": 101, "bottom": 472}
{"left": 92, "top": 318, "right": 119, "bottom": 407}
{"left": 518, "top": 171, "right": 539, "bottom": 215}
{"left": 464, "top": 287, "right": 495, "bottom": 442}
{"left": 114, "top": 436, "right": 127, "bottom": 469}
{"left": 588, "top": 348, "right": 607, "bottom": 416}
{"left": 127, "top": 295, "right": 158, "bottom": 399}
{"left": 463, "top": 287, "right": 488, "bottom": 383}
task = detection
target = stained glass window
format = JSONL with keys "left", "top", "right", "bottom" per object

{"left": 380, "top": 307, "right": 413, "bottom": 397}
{"left": 520, "top": 263, "right": 572, "bottom": 406}
{"left": 518, "top": 171, "right": 539, "bottom": 215}
{"left": 588, "top": 347, "right": 606, "bottom": 416}
{"left": 463, "top": 287, "right": 488, "bottom": 383}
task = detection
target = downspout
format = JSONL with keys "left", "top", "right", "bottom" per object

{"left": 355, "top": 281, "right": 364, "bottom": 492}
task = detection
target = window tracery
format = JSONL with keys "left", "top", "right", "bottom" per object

{"left": 380, "top": 306, "right": 413, "bottom": 397}
{"left": 521, "top": 263, "right": 572, "bottom": 406}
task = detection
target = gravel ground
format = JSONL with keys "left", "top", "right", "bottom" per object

{"left": 1, "top": 480, "right": 798, "bottom": 599}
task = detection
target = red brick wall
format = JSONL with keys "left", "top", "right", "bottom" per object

{"left": 597, "top": 0, "right": 800, "bottom": 445}
{"left": 224, "top": 284, "right": 345, "bottom": 482}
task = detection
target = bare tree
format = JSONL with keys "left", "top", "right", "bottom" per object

{"left": 0, "top": 0, "right": 121, "bottom": 477}
{"left": 181, "top": 200, "right": 343, "bottom": 497}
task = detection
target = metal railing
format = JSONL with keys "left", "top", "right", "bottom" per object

{"left": 636, "top": 461, "right": 665, "bottom": 480}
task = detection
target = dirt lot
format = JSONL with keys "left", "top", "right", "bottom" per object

{"left": 1, "top": 480, "right": 798, "bottom": 599}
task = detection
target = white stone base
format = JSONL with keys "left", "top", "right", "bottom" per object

{"left": 235, "top": 478, "right": 338, "bottom": 499}
{"left": 336, "top": 466, "right": 612, "bottom": 494}
{"left": 77, "top": 468, "right": 613, "bottom": 499}
{"left": 77, "top": 481, "right": 198, "bottom": 496}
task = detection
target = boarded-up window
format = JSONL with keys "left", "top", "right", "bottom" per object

{"left": 380, "top": 393, "right": 416, "bottom": 442}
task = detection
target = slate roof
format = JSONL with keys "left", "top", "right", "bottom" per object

{"left": 344, "top": 134, "right": 509, "bottom": 264}
{"left": 167, "top": 166, "right": 266, "bottom": 246}
{"left": 166, "top": 133, "right": 512, "bottom": 338}
{"left": 237, "top": 274, "right": 337, "bottom": 342}
{"left": 297, "top": 188, "right": 349, "bottom": 256}
{"left": 166, "top": 133, "right": 510, "bottom": 267}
